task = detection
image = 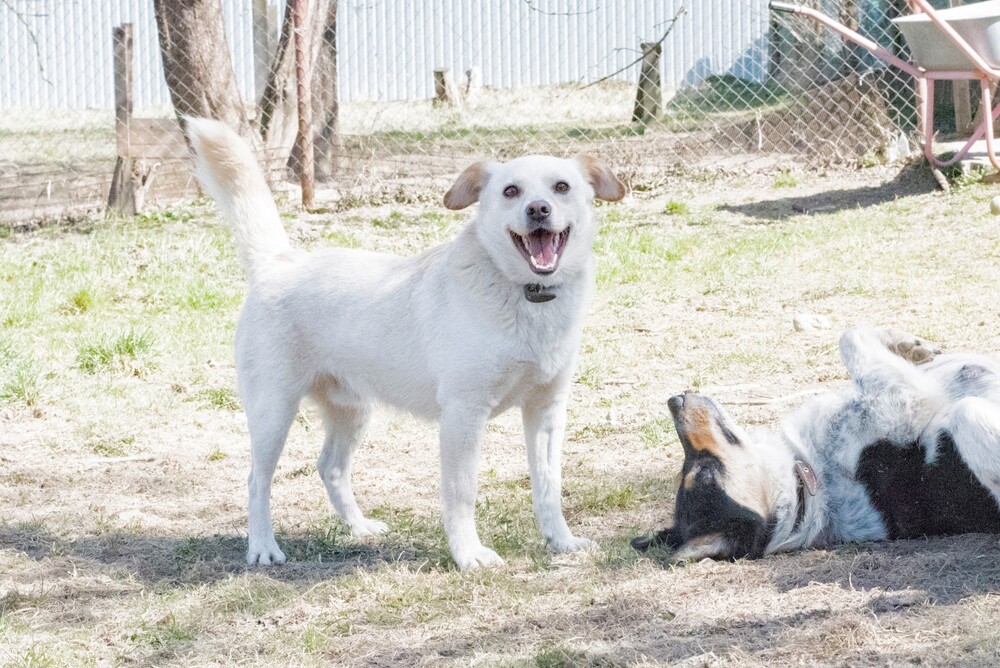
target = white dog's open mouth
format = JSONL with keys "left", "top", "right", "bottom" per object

{"left": 510, "top": 228, "right": 569, "bottom": 274}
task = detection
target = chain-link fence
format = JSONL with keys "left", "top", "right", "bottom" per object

{"left": 0, "top": 0, "right": 949, "bottom": 223}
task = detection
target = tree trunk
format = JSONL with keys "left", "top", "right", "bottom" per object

{"left": 152, "top": 0, "right": 256, "bottom": 147}
{"left": 260, "top": 0, "right": 340, "bottom": 181}
{"left": 258, "top": 0, "right": 298, "bottom": 163}
{"left": 312, "top": 0, "right": 340, "bottom": 181}
{"left": 839, "top": 0, "right": 861, "bottom": 74}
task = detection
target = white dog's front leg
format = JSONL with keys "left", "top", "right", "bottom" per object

{"left": 439, "top": 405, "right": 502, "bottom": 570}
{"left": 522, "top": 388, "right": 595, "bottom": 553}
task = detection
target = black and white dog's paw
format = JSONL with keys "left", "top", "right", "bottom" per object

{"left": 880, "top": 327, "right": 942, "bottom": 366}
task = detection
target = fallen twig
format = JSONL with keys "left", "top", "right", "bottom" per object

{"left": 722, "top": 389, "right": 826, "bottom": 406}
{"left": 84, "top": 455, "right": 157, "bottom": 465}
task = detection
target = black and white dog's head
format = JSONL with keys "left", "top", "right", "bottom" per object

{"left": 632, "top": 393, "right": 802, "bottom": 561}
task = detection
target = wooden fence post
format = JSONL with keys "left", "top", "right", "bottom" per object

{"left": 632, "top": 42, "right": 662, "bottom": 125}
{"left": 434, "top": 68, "right": 464, "bottom": 108}
{"left": 108, "top": 23, "right": 155, "bottom": 217}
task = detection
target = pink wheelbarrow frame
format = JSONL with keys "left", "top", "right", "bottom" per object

{"left": 770, "top": 0, "right": 1000, "bottom": 170}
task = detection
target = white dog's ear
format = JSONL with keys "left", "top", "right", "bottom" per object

{"left": 444, "top": 161, "right": 491, "bottom": 210}
{"left": 575, "top": 154, "right": 626, "bottom": 202}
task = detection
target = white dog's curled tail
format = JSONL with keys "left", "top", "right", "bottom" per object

{"left": 186, "top": 117, "right": 290, "bottom": 273}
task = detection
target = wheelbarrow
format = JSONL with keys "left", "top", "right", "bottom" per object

{"left": 769, "top": 0, "right": 1000, "bottom": 171}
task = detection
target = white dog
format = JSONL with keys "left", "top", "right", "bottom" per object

{"left": 186, "top": 118, "right": 625, "bottom": 569}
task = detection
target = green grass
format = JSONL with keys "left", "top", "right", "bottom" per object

{"left": 322, "top": 228, "right": 362, "bottom": 247}
{"left": 196, "top": 387, "right": 241, "bottom": 411}
{"left": 664, "top": 199, "right": 689, "bottom": 215}
{"left": 128, "top": 613, "right": 196, "bottom": 651}
{"left": 371, "top": 210, "right": 408, "bottom": 229}
{"left": 178, "top": 278, "right": 230, "bottom": 311}
{"left": 773, "top": 169, "right": 799, "bottom": 188}
{"left": 7, "top": 646, "right": 61, "bottom": 668}
{"left": 75, "top": 328, "right": 155, "bottom": 375}
{"left": 578, "top": 483, "right": 640, "bottom": 512}
{"left": 63, "top": 288, "right": 97, "bottom": 314}
{"left": 535, "top": 645, "right": 611, "bottom": 668}
{"left": 90, "top": 438, "right": 134, "bottom": 458}
{"left": 205, "top": 576, "right": 297, "bottom": 616}
{"left": 0, "top": 350, "right": 41, "bottom": 405}
{"left": 664, "top": 74, "right": 790, "bottom": 124}
{"left": 640, "top": 416, "right": 677, "bottom": 449}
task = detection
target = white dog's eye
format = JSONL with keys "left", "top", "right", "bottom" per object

{"left": 503, "top": 185, "right": 520, "bottom": 198}
{"left": 554, "top": 181, "right": 569, "bottom": 193}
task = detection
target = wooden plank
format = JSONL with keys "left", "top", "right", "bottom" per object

{"left": 950, "top": 0, "right": 972, "bottom": 134}
{"left": 124, "top": 118, "right": 188, "bottom": 160}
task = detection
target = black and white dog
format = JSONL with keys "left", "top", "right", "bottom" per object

{"left": 633, "top": 326, "right": 1000, "bottom": 561}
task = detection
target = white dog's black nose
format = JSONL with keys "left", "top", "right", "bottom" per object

{"left": 526, "top": 200, "right": 551, "bottom": 223}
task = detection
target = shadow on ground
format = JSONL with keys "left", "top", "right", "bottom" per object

{"left": 353, "top": 534, "right": 1000, "bottom": 666}
{"left": 724, "top": 162, "right": 941, "bottom": 221}
{"left": 0, "top": 521, "right": 452, "bottom": 587}
{"left": 771, "top": 534, "right": 1000, "bottom": 606}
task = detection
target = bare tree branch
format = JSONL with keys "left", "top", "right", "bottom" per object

{"left": 580, "top": 4, "right": 686, "bottom": 90}
{"left": 521, "top": 0, "right": 598, "bottom": 17}
{"left": 2, "top": 0, "right": 52, "bottom": 85}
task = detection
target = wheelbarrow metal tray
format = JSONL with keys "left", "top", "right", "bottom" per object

{"left": 893, "top": 0, "right": 1000, "bottom": 71}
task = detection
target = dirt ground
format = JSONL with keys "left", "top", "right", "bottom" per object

{"left": 4, "top": 161, "right": 1000, "bottom": 666}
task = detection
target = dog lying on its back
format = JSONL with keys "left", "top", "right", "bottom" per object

{"left": 634, "top": 326, "right": 1000, "bottom": 560}
{"left": 186, "top": 118, "right": 625, "bottom": 570}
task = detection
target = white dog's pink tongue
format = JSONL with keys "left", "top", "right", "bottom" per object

{"left": 527, "top": 231, "right": 558, "bottom": 270}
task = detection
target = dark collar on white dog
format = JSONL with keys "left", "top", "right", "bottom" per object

{"left": 792, "top": 457, "right": 818, "bottom": 532}
{"left": 523, "top": 283, "right": 557, "bottom": 303}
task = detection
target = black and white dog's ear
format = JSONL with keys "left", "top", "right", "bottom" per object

{"left": 673, "top": 533, "right": 732, "bottom": 561}
{"left": 631, "top": 526, "right": 683, "bottom": 552}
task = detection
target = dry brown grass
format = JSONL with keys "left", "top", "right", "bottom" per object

{"left": 4, "top": 163, "right": 1000, "bottom": 666}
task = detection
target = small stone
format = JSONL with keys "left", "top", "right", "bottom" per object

{"left": 991, "top": 195, "right": 1000, "bottom": 215}
{"left": 869, "top": 589, "right": 928, "bottom": 613}
{"left": 793, "top": 313, "right": 831, "bottom": 332}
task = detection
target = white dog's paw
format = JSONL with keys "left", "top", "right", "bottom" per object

{"left": 246, "top": 539, "right": 286, "bottom": 566}
{"left": 453, "top": 545, "right": 504, "bottom": 571}
{"left": 547, "top": 534, "right": 597, "bottom": 553}
{"left": 350, "top": 518, "right": 389, "bottom": 537}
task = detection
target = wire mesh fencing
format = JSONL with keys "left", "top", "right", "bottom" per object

{"left": 0, "top": 0, "right": 940, "bottom": 223}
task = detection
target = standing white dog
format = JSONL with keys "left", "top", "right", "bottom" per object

{"left": 186, "top": 118, "right": 625, "bottom": 570}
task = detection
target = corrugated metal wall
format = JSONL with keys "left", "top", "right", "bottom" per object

{"left": 340, "top": 0, "right": 767, "bottom": 101}
{"left": 1, "top": 0, "right": 768, "bottom": 111}
{"left": 0, "top": 0, "right": 258, "bottom": 109}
